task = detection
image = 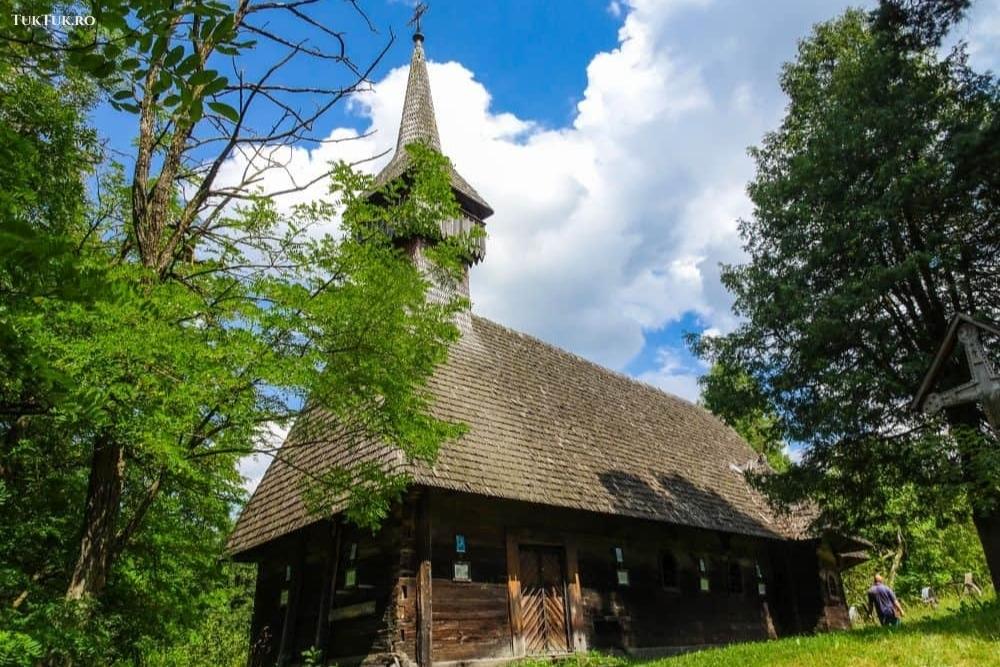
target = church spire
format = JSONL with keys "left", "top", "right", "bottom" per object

{"left": 372, "top": 30, "right": 494, "bottom": 222}
{"left": 394, "top": 32, "right": 442, "bottom": 154}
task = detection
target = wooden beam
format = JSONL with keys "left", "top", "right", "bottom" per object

{"left": 416, "top": 491, "right": 433, "bottom": 667}
{"left": 277, "top": 534, "right": 305, "bottom": 666}
{"left": 314, "top": 519, "right": 341, "bottom": 655}
{"left": 505, "top": 530, "right": 525, "bottom": 658}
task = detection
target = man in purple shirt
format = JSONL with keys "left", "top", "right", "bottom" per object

{"left": 867, "top": 574, "right": 905, "bottom": 626}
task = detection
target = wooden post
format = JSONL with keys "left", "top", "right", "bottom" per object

{"left": 416, "top": 491, "right": 433, "bottom": 667}
{"left": 247, "top": 561, "right": 270, "bottom": 667}
{"left": 314, "top": 519, "right": 341, "bottom": 655}
{"left": 505, "top": 531, "right": 525, "bottom": 658}
{"left": 564, "top": 544, "right": 587, "bottom": 653}
{"left": 277, "top": 535, "right": 305, "bottom": 666}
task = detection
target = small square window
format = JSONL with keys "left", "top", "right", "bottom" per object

{"left": 698, "top": 556, "right": 710, "bottom": 592}
{"left": 453, "top": 561, "right": 471, "bottom": 582}
{"left": 617, "top": 569, "right": 630, "bottom": 586}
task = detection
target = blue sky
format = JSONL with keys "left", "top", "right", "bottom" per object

{"left": 92, "top": 0, "right": 1000, "bottom": 435}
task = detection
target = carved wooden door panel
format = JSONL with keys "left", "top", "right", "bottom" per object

{"left": 518, "top": 546, "right": 570, "bottom": 654}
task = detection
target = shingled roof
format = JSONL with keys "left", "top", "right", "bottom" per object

{"left": 372, "top": 33, "right": 494, "bottom": 221}
{"left": 229, "top": 315, "right": 812, "bottom": 556}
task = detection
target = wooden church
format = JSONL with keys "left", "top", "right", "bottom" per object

{"left": 229, "top": 31, "right": 867, "bottom": 667}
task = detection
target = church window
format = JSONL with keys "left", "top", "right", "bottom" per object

{"left": 825, "top": 571, "right": 841, "bottom": 600}
{"left": 343, "top": 541, "right": 359, "bottom": 589}
{"left": 728, "top": 561, "right": 744, "bottom": 595}
{"left": 614, "top": 546, "right": 629, "bottom": 586}
{"left": 661, "top": 551, "right": 679, "bottom": 590}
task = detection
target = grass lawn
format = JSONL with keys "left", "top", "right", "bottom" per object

{"left": 522, "top": 598, "right": 1000, "bottom": 667}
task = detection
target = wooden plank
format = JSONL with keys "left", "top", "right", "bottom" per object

{"left": 314, "top": 520, "right": 340, "bottom": 653}
{"left": 329, "top": 600, "right": 377, "bottom": 621}
{"left": 416, "top": 491, "right": 433, "bottom": 667}
{"left": 277, "top": 535, "right": 305, "bottom": 666}
{"left": 505, "top": 530, "right": 525, "bottom": 657}
{"left": 564, "top": 543, "right": 587, "bottom": 652}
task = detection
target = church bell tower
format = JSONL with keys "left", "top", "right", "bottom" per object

{"left": 370, "top": 29, "right": 494, "bottom": 301}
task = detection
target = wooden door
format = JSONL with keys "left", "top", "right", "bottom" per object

{"left": 518, "top": 546, "right": 570, "bottom": 654}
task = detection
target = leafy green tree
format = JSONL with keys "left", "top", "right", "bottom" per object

{"left": 698, "top": 362, "right": 790, "bottom": 472}
{"left": 693, "top": 0, "right": 999, "bottom": 587}
{"left": 1, "top": 1, "right": 473, "bottom": 663}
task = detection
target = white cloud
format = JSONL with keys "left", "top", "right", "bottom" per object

{"left": 636, "top": 347, "right": 707, "bottom": 402}
{"left": 222, "top": 0, "right": 942, "bottom": 385}
{"left": 959, "top": 0, "right": 1000, "bottom": 72}
{"left": 238, "top": 421, "right": 291, "bottom": 494}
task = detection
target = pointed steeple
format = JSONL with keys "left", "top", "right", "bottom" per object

{"left": 373, "top": 33, "right": 494, "bottom": 222}
{"left": 395, "top": 32, "right": 442, "bottom": 154}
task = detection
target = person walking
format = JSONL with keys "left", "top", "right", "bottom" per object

{"left": 867, "top": 574, "right": 905, "bottom": 627}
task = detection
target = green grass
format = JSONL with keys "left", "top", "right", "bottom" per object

{"left": 520, "top": 598, "right": 1000, "bottom": 667}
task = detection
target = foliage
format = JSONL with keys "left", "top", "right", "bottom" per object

{"left": 840, "top": 495, "right": 990, "bottom": 602}
{"left": 699, "top": 362, "right": 790, "bottom": 471}
{"left": 137, "top": 564, "right": 254, "bottom": 667}
{"left": 1, "top": 2, "right": 471, "bottom": 665}
{"left": 691, "top": 1, "right": 999, "bottom": 580}
{"left": 0, "top": 631, "right": 43, "bottom": 667}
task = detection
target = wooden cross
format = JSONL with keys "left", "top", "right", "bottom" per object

{"left": 914, "top": 314, "right": 1000, "bottom": 429}
{"left": 408, "top": 3, "right": 429, "bottom": 34}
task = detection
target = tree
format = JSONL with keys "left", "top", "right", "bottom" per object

{"left": 698, "top": 362, "right": 790, "bottom": 472}
{"left": 1, "top": 1, "right": 473, "bottom": 662}
{"left": 693, "top": 1, "right": 999, "bottom": 586}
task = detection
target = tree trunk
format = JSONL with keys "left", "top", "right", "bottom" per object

{"left": 66, "top": 436, "right": 124, "bottom": 601}
{"left": 972, "top": 511, "right": 1000, "bottom": 590}
{"left": 946, "top": 402, "right": 1000, "bottom": 591}
{"left": 887, "top": 528, "right": 905, "bottom": 588}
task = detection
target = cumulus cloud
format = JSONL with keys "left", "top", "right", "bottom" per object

{"left": 220, "top": 0, "right": 1000, "bottom": 399}
{"left": 636, "top": 347, "right": 708, "bottom": 402}
{"left": 215, "top": 0, "right": 781, "bottom": 373}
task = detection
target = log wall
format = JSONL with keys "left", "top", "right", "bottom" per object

{"left": 247, "top": 488, "right": 849, "bottom": 666}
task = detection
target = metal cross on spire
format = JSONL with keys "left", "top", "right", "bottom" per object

{"left": 408, "top": 2, "right": 429, "bottom": 37}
